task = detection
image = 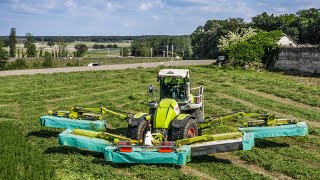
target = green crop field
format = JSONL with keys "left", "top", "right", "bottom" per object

{"left": 1, "top": 65, "right": 320, "bottom": 179}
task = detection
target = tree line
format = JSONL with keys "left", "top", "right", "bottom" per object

{"left": 191, "top": 8, "right": 320, "bottom": 59}
{"left": 0, "top": 35, "right": 188, "bottom": 45}
{"left": 130, "top": 36, "right": 192, "bottom": 58}
{"left": 0, "top": 29, "right": 90, "bottom": 70}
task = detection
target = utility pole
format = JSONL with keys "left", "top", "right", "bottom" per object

{"left": 150, "top": 48, "right": 153, "bottom": 58}
{"left": 171, "top": 45, "right": 173, "bottom": 58}
{"left": 107, "top": 48, "right": 109, "bottom": 57}
{"left": 182, "top": 50, "right": 184, "bottom": 58}
{"left": 121, "top": 47, "right": 123, "bottom": 57}
{"left": 166, "top": 45, "right": 168, "bottom": 57}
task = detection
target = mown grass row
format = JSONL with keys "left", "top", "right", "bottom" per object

{"left": 0, "top": 121, "right": 55, "bottom": 179}
{"left": 1, "top": 66, "right": 319, "bottom": 179}
{"left": 190, "top": 66, "right": 320, "bottom": 107}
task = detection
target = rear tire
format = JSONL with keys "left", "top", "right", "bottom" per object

{"left": 126, "top": 120, "right": 148, "bottom": 141}
{"left": 170, "top": 119, "right": 198, "bottom": 140}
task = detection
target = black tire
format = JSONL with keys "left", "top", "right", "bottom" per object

{"left": 170, "top": 119, "right": 198, "bottom": 140}
{"left": 192, "top": 109, "right": 203, "bottom": 136}
{"left": 126, "top": 120, "right": 148, "bottom": 141}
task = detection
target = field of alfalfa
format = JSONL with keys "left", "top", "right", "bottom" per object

{"left": 1, "top": 65, "right": 320, "bottom": 179}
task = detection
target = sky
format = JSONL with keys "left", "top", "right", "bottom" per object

{"left": 1, "top": 0, "right": 320, "bottom": 36}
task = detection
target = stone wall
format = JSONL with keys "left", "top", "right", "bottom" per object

{"left": 274, "top": 47, "right": 320, "bottom": 74}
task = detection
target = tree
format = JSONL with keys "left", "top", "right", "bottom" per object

{"left": 121, "top": 47, "right": 129, "bottom": 57}
{"left": 191, "top": 18, "right": 247, "bottom": 59}
{"left": 25, "top": 33, "right": 37, "bottom": 57}
{"left": 57, "top": 38, "right": 67, "bottom": 57}
{"left": 9, "top": 28, "right": 17, "bottom": 58}
{"left": 0, "top": 39, "right": 8, "bottom": 70}
{"left": 74, "top": 44, "right": 88, "bottom": 57}
{"left": 42, "top": 51, "right": 53, "bottom": 67}
{"left": 47, "top": 41, "right": 55, "bottom": 47}
{"left": 93, "top": 44, "right": 100, "bottom": 49}
{"left": 27, "top": 44, "right": 37, "bottom": 57}
{"left": 252, "top": 8, "right": 320, "bottom": 44}
{"left": 39, "top": 47, "right": 44, "bottom": 57}
{"left": 219, "top": 30, "right": 283, "bottom": 68}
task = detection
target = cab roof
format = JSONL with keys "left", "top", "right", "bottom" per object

{"left": 158, "top": 69, "right": 190, "bottom": 78}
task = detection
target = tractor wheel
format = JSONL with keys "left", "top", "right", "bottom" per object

{"left": 126, "top": 120, "right": 148, "bottom": 141}
{"left": 171, "top": 119, "right": 198, "bottom": 140}
{"left": 192, "top": 109, "right": 203, "bottom": 136}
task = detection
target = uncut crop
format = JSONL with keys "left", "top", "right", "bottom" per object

{"left": 0, "top": 65, "right": 319, "bottom": 179}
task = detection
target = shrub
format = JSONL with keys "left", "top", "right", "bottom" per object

{"left": 42, "top": 52, "right": 53, "bottom": 67}
{"left": 121, "top": 47, "right": 129, "bottom": 57}
{"left": 220, "top": 30, "right": 283, "bottom": 68}
{"left": 74, "top": 44, "right": 88, "bottom": 57}
{"left": 66, "top": 62, "right": 73, "bottom": 67}
{"left": 33, "top": 62, "right": 41, "bottom": 68}
{"left": 5, "top": 59, "right": 28, "bottom": 70}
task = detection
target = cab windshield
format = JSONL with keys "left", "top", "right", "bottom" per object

{"left": 160, "top": 77, "right": 187, "bottom": 102}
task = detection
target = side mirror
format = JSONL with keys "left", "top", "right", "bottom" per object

{"left": 147, "top": 85, "right": 154, "bottom": 93}
{"left": 200, "top": 86, "right": 204, "bottom": 95}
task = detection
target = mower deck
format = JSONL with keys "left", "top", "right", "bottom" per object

{"left": 239, "top": 122, "right": 308, "bottom": 138}
{"left": 57, "top": 122, "right": 308, "bottom": 165}
{"left": 40, "top": 115, "right": 106, "bottom": 132}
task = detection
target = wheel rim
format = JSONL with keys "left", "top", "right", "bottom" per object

{"left": 187, "top": 127, "right": 195, "bottom": 138}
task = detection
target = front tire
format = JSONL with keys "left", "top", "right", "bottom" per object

{"left": 126, "top": 120, "right": 148, "bottom": 141}
{"left": 170, "top": 119, "right": 198, "bottom": 140}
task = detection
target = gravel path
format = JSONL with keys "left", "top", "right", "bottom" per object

{"left": 0, "top": 60, "right": 215, "bottom": 77}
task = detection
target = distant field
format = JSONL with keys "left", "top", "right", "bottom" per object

{"left": 0, "top": 66, "right": 319, "bottom": 179}
{"left": 12, "top": 41, "right": 131, "bottom": 56}
{"left": 84, "top": 49, "right": 125, "bottom": 58}
{"left": 67, "top": 41, "right": 131, "bottom": 48}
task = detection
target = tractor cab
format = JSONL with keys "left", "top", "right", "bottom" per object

{"left": 147, "top": 69, "right": 204, "bottom": 115}
{"left": 158, "top": 69, "right": 190, "bottom": 103}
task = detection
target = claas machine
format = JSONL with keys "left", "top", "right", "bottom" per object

{"left": 40, "top": 69, "right": 308, "bottom": 165}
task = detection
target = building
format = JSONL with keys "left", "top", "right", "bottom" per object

{"left": 277, "top": 34, "right": 298, "bottom": 47}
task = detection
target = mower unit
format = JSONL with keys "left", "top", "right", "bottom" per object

{"left": 40, "top": 69, "right": 309, "bottom": 165}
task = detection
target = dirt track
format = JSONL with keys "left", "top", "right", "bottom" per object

{"left": 0, "top": 60, "right": 215, "bottom": 77}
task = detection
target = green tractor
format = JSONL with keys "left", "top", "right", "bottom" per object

{"left": 126, "top": 69, "right": 205, "bottom": 142}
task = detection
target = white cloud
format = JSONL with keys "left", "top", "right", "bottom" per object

{"left": 139, "top": 2, "right": 153, "bottom": 11}
{"left": 9, "top": 0, "right": 57, "bottom": 14}
{"left": 139, "top": 0, "right": 163, "bottom": 11}
{"left": 106, "top": 1, "right": 112, "bottom": 11}
{"left": 152, "top": 15, "right": 160, "bottom": 20}
{"left": 64, "top": 0, "right": 77, "bottom": 8}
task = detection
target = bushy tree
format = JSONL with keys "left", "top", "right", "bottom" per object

{"left": 252, "top": 8, "right": 320, "bottom": 44}
{"left": 74, "top": 44, "right": 88, "bottom": 57}
{"left": 42, "top": 51, "right": 53, "bottom": 67}
{"left": 93, "top": 44, "right": 100, "bottom": 49}
{"left": 220, "top": 30, "right": 283, "bottom": 68}
{"left": 25, "top": 33, "right": 37, "bottom": 57}
{"left": 190, "top": 18, "right": 247, "bottom": 58}
{"left": 121, "top": 47, "right": 129, "bottom": 57}
{"left": 218, "top": 27, "right": 257, "bottom": 52}
{"left": 9, "top": 28, "right": 17, "bottom": 57}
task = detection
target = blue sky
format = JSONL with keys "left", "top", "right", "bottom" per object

{"left": 1, "top": 0, "right": 320, "bottom": 36}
